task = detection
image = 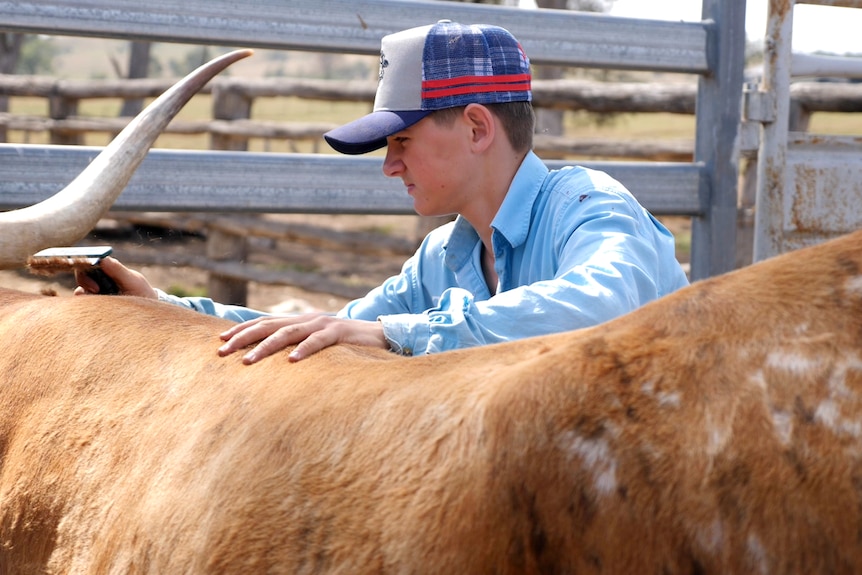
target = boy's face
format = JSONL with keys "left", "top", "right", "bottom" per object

{"left": 382, "top": 112, "right": 474, "bottom": 218}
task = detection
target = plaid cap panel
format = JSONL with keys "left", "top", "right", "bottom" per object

{"left": 421, "top": 23, "right": 531, "bottom": 110}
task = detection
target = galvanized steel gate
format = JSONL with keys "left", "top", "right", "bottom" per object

{"left": 747, "top": 0, "right": 862, "bottom": 261}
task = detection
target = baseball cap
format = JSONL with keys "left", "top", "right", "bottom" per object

{"left": 324, "top": 20, "right": 532, "bottom": 155}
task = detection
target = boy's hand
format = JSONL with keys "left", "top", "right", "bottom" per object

{"left": 218, "top": 314, "right": 389, "bottom": 364}
{"left": 74, "top": 257, "right": 159, "bottom": 299}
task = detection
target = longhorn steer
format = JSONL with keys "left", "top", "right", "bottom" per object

{"left": 0, "top": 227, "right": 860, "bottom": 573}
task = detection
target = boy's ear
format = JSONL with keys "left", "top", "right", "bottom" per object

{"left": 462, "top": 104, "right": 495, "bottom": 152}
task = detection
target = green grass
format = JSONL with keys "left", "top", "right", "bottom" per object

{"left": 165, "top": 284, "right": 208, "bottom": 298}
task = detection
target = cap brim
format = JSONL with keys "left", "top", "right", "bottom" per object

{"left": 323, "top": 110, "right": 430, "bottom": 155}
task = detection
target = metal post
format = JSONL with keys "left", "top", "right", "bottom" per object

{"left": 752, "top": 0, "right": 794, "bottom": 261}
{"left": 689, "top": 0, "right": 746, "bottom": 280}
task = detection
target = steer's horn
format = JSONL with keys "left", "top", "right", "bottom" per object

{"left": 0, "top": 48, "right": 253, "bottom": 269}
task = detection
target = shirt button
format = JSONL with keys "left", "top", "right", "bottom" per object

{"left": 403, "top": 348, "right": 413, "bottom": 356}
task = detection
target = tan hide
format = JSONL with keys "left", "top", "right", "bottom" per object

{"left": 0, "top": 228, "right": 861, "bottom": 574}
{"left": 0, "top": 48, "right": 252, "bottom": 269}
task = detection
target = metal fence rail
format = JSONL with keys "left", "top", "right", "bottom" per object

{"left": 0, "top": 145, "right": 703, "bottom": 216}
{"left": 0, "top": 0, "right": 709, "bottom": 71}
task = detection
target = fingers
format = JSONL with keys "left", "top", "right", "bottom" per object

{"left": 74, "top": 257, "right": 158, "bottom": 299}
{"left": 218, "top": 316, "right": 388, "bottom": 365}
{"left": 218, "top": 315, "right": 311, "bottom": 351}
{"left": 100, "top": 257, "right": 158, "bottom": 298}
{"left": 242, "top": 320, "right": 326, "bottom": 365}
{"left": 217, "top": 318, "right": 288, "bottom": 357}
{"left": 217, "top": 315, "right": 322, "bottom": 363}
{"left": 218, "top": 315, "right": 270, "bottom": 341}
{"left": 285, "top": 327, "right": 342, "bottom": 363}
{"left": 73, "top": 271, "right": 100, "bottom": 295}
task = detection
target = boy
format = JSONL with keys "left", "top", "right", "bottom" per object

{"left": 79, "top": 21, "right": 689, "bottom": 363}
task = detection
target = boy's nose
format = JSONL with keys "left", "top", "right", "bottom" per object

{"left": 382, "top": 147, "right": 403, "bottom": 178}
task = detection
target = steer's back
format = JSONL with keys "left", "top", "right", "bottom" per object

{"left": 0, "top": 293, "right": 548, "bottom": 573}
{"left": 1, "top": 230, "right": 862, "bottom": 574}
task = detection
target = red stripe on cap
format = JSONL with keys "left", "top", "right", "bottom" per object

{"left": 422, "top": 82, "right": 531, "bottom": 100}
{"left": 422, "top": 73, "right": 531, "bottom": 90}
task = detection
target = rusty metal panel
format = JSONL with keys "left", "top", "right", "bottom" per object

{"left": 783, "top": 135, "right": 862, "bottom": 236}
{"left": 796, "top": 0, "right": 862, "bottom": 6}
{"left": 753, "top": 0, "right": 862, "bottom": 260}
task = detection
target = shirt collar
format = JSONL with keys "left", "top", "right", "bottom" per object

{"left": 490, "top": 151, "right": 548, "bottom": 248}
{"left": 444, "top": 151, "right": 548, "bottom": 270}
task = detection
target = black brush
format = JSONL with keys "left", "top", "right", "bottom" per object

{"left": 27, "top": 246, "right": 120, "bottom": 295}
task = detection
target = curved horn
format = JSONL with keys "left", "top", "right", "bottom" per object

{"left": 0, "top": 48, "right": 253, "bottom": 269}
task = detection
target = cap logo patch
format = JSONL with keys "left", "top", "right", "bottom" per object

{"left": 378, "top": 53, "right": 389, "bottom": 82}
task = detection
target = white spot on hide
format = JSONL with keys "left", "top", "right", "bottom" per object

{"left": 705, "top": 404, "right": 735, "bottom": 458}
{"left": 747, "top": 533, "right": 770, "bottom": 575}
{"left": 694, "top": 518, "right": 725, "bottom": 555}
{"left": 771, "top": 408, "right": 793, "bottom": 446}
{"left": 815, "top": 399, "right": 862, "bottom": 439}
{"left": 845, "top": 275, "right": 862, "bottom": 296}
{"left": 812, "top": 355, "right": 862, "bottom": 440}
{"left": 766, "top": 350, "right": 821, "bottom": 374}
{"left": 640, "top": 380, "right": 681, "bottom": 409}
{"left": 815, "top": 399, "right": 838, "bottom": 428}
{"left": 657, "top": 391, "right": 681, "bottom": 409}
{"left": 560, "top": 431, "right": 618, "bottom": 497}
{"left": 749, "top": 369, "right": 766, "bottom": 391}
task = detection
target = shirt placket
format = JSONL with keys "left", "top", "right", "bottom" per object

{"left": 491, "top": 232, "right": 509, "bottom": 295}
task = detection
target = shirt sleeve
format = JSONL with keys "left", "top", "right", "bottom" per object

{"left": 156, "top": 289, "right": 271, "bottom": 323}
{"left": 336, "top": 224, "right": 452, "bottom": 324}
{"left": 346, "top": 191, "right": 687, "bottom": 356}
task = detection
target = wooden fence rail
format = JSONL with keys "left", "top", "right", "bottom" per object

{"left": 3, "top": 74, "right": 860, "bottom": 159}
{"left": 2, "top": 74, "right": 703, "bottom": 157}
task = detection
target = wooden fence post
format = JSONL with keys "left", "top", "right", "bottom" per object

{"left": 206, "top": 227, "right": 249, "bottom": 306}
{"left": 48, "top": 94, "right": 81, "bottom": 145}
{"left": 207, "top": 80, "right": 254, "bottom": 305}
{"left": 211, "top": 80, "right": 252, "bottom": 151}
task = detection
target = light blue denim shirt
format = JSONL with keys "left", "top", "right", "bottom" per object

{"left": 159, "top": 151, "right": 689, "bottom": 354}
